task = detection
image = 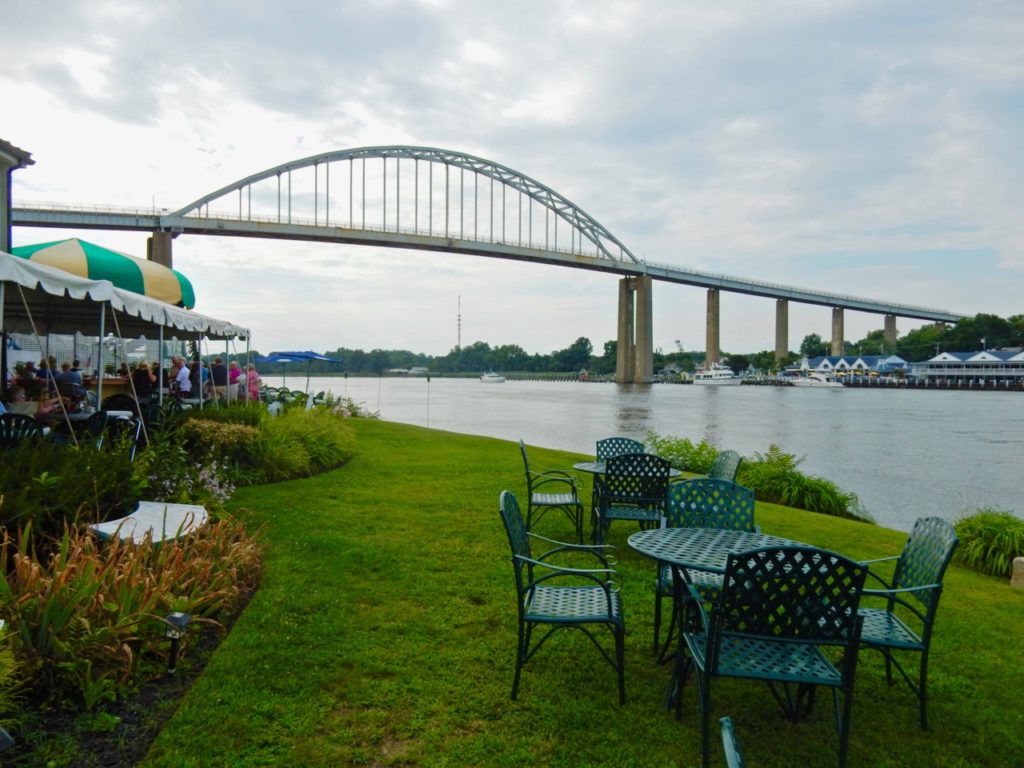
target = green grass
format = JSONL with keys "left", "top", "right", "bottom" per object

{"left": 143, "top": 420, "right": 1024, "bottom": 767}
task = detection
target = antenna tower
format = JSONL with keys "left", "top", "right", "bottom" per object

{"left": 457, "top": 295, "right": 462, "bottom": 352}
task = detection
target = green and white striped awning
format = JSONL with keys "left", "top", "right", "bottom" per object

{"left": 11, "top": 238, "right": 195, "bottom": 308}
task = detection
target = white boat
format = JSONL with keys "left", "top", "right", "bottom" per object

{"left": 479, "top": 371, "right": 506, "bottom": 383}
{"left": 790, "top": 373, "right": 844, "bottom": 388}
{"left": 693, "top": 363, "right": 742, "bottom": 385}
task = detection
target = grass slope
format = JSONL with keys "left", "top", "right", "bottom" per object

{"left": 143, "top": 420, "right": 1024, "bottom": 767}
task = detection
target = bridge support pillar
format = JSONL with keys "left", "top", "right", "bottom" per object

{"left": 615, "top": 276, "right": 653, "bottom": 384}
{"left": 831, "top": 307, "right": 845, "bottom": 356}
{"left": 884, "top": 314, "right": 898, "bottom": 350}
{"left": 705, "top": 289, "right": 720, "bottom": 366}
{"left": 775, "top": 299, "right": 789, "bottom": 364}
{"left": 148, "top": 231, "right": 173, "bottom": 268}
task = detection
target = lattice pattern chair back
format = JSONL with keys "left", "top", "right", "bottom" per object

{"left": 709, "top": 450, "right": 742, "bottom": 481}
{"left": 0, "top": 413, "right": 44, "bottom": 448}
{"left": 716, "top": 547, "right": 866, "bottom": 644}
{"left": 603, "top": 452, "right": 671, "bottom": 506}
{"left": 499, "top": 490, "right": 532, "bottom": 585}
{"left": 596, "top": 436, "right": 644, "bottom": 461}
{"left": 893, "top": 517, "right": 958, "bottom": 615}
{"left": 665, "top": 478, "right": 755, "bottom": 531}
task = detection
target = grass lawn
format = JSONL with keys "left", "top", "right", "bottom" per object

{"left": 142, "top": 419, "right": 1024, "bottom": 767}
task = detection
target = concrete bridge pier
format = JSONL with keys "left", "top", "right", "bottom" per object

{"left": 615, "top": 276, "right": 653, "bottom": 384}
{"left": 775, "top": 299, "right": 789, "bottom": 363}
{"left": 148, "top": 231, "right": 174, "bottom": 268}
{"left": 831, "top": 307, "right": 845, "bottom": 356}
{"left": 884, "top": 314, "right": 898, "bottom": 349}
{"left": 705, "top": 289, "right": 720, "bottom": 366}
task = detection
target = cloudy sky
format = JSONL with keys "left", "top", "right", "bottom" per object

{"left": 4, "top": 0, "right": 1022, "bottom": 357}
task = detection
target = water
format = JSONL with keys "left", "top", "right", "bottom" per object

{"left": 269, "top": 375, "right": 1024, "bottom": 531}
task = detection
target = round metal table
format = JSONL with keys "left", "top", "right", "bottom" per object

{"left": 627, "top": 527, "right": 803, "bottom": 573}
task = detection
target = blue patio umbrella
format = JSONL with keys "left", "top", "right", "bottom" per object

{"left": 254, "top": 351, "right": 341, "bottom": 393}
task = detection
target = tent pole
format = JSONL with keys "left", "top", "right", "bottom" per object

{"left": 0, "top": 282, "right": 7, "bottom": 399}
{"left": 96, "top": 304, "right": 106, "bottom": 406}
{"left": 158, "top": 326, "right": 164, "bottom": 406}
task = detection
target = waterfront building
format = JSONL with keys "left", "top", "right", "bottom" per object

{"left": 802, "top": 354, "right": 909, "bottom": 376}
{"left": 909, "top": 350, "right": 1024, "bottom": 386}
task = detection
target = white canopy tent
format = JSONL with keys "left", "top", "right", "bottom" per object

{"left": 1, "top": 249, "right": 250, "bottom": 404}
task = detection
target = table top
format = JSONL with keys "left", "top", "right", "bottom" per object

{"left": 89, "top": 502, "right": 208, "bottom": 544}
{"left": 627, "top": 527, "right": 803, "bottom": 573}
{"left": 573, "top": 460, "right": 682, "bottom": 477}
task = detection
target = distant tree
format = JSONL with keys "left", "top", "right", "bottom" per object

{"left": 944, "top": 314, "right": 1013, "bottom": 351}
{"left": 897, "top": 323, "right": 949, "bottom": 361}
{"left": 550, "top": 337, "right": 593, "bottom": 372}
{"left": 799, "top": 333, "right": 828, "bottom": 358}
{"left": 492, "top": 344, "right": 529, "bottom": 371}
{"left": 725, "top": 354, "right": 750, "bottom": 374}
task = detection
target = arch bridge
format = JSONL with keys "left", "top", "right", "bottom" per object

{"left": 12, "top": 146, "right": 965, "bottom": 382}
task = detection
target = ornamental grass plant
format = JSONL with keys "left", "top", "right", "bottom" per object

{"left": 954, "top": 508, "right": 1024, "bottom": 577}
{"left": 143, "top": 420, "right": 1024, "bottom": 768}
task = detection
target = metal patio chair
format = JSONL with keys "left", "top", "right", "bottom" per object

{"left": 592, "top": 452, "right": 671, "bottom": 544}
{"left": 498, "top": 490, "right": 626, "bottom": 704}
{"left": 708, "top": 450, "right": 742, "bottom": 482}
{"left": 518, "top": 439, "right": 584, "bottom": 543}
{"left": 654, "top": 478, "right": 757, "bottom": 658}
{"left": 857, "top": 516, "right": 959, "bottom": 730}
{"left": 0, "top": 413, "right": 44, "bottom": 449}
{"left": 596, "top": 436, "right": 645, "bottom": 461}
{"left": 719, "top": 717, "right": 745, "bottom": 768}
{"left": 678, "top": 545, "right": 867, "bottom": 768}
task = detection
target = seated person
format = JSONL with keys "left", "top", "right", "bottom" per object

{"left": 5, "top": 386, "right": 64, "bottom": 423}
{"left": 130, "top": 362, "right": 157, "bottom": 403}
{"left": 54, "top": 362, "right": 85, "bottom": 404}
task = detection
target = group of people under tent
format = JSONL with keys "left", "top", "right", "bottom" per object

{"left": 2, "top": 353, "right": 263, "bottom": 420}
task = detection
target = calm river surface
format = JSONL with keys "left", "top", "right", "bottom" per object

{"left": 268, "top": 375, "right": 1024, "bottom": 532}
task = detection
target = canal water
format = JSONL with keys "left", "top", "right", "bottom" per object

{"left": 267, "top": 375, "right": 1024, "bottom": 532}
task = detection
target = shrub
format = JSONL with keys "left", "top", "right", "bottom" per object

{"left": 0, "top": 517, "right": 262, "bottom": 709}
{"left": 185, "top": 403, "right": 263, "bottom": 428}
{"left": 133, "top": 430, "right": 235, "bottom": 514}
{"left": 646, "top": 431, "right": 718, "bottom": 474}
{"left": 954, "top": 509, "right": 1024, "bottom": 578}
{"left": 255, "top": 409, "right": 357, "bottom": 482}
{"left": 737, "top": 445, "right": 870, "bottom": 522}
{"left": 0, "top": 442, "right": 141, "bottom": 537}
{"left": 179, "top": 419, "right": 261, "bottom": 468}
{"left": 0, "top": 623, "right": 21, "bottom": 730}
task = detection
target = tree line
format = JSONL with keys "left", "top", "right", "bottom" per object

{"left": 251, "top": 313, "right": 1024, "bottom": 376}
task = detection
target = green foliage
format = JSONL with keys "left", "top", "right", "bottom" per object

{"left": 645, "top": 431, "right": 718, "bottom": 474}
{"left": 737, "top": 445, "right": 870, "bottom": 521}
{"left": 0, "top": 441, "right": 140, "bottom": 536}
{"left": 185, "top": 402, "right": 264, "bottom": 427}
{"left": 0, "top": 518, "right": 262, "bottom": 710}
{"left": 0, "top": 623, "right": 22, "bottom": 727}
{"left": 255, "top": 408, "right": 357, "bottom": 482}
{"left": 954, "top": 509, "right": 1024, "bottom": 577}
{"left": 179, "top": 418, "right": 262, "bottom": 467}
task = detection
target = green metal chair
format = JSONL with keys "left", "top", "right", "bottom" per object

{"left": 654, "top": 479, "right": 756, "bottom": 658}
{"left": 596, "top": 436, "right": 645, "bottom": 461}
{"left": 678, "top": 545, "right": 867, "bottom": 768}
{"left": 0, "top": 413, "right": 44, "bottom": 448}
{"left": 518, "top": 439, "right": 584, "bottom": 543}
{"left": 719, "top": 717, "right": 745, "bottom": 768}
{"left": 708, "top": 450, "right": 742, "bottom": 481}
{"left": 592, "top": 452, "right": 671, "bottom": 544}
{"left": 498, "top": 490, "right": 626, "bottom": 704}
{"left": 592, "top": 437, "right": 646, "bottom": 522}
{"left": 107, "top": 416, "right": 145, "bottom": 461}
{"left": 857, "top": 516, "right": 959, "bottom": 730}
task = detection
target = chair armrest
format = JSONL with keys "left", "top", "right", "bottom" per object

{"left": 858, "top": 554, "right": 900, "bottom": 566}
{"left": 515, "top": 555, "right": 622, "bottom": 591}
{"left": 528, "top": 532, "right": 617, "bottom": 563}
{"left": 529, "top": 471, "right": 578, "bottom": 493}
{"left": 863, "top": 582, "right": 940, "bottom": 597}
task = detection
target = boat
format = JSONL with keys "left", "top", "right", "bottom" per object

{"left": 693, "top": 363, "right": 742, "bottom": 385}
{"left": 789, "top": 373, "right": 844, "bottom": 388}
{"left": 479, "top": 371, "right": 506, "bottom": 383}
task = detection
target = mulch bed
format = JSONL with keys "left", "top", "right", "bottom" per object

{"left": 4, "top": 606, "right": 245, "bottom": 767}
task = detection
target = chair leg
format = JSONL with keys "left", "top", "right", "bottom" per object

{"left": 918, "top": 651, "right": 930, "bottom": 730}
{"left": 653, "top": 590, "right": 663, "bottom": 656}
{"left": 511, "top": 621, "right": 527, "bottom": 700}
{"left": 615, "top": 623, "right": 626, "bottom": 706}
{"left": 699, "top": 668, "right": 712, "bottom": 768}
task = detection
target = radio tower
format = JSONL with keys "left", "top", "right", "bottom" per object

{"left": 457, "top": 295, "right": 462, "bottom": 352}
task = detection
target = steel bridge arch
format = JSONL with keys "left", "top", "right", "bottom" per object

{"left": 169, "top": 145, "right": 641, "bottom": 266}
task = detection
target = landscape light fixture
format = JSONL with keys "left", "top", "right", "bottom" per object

{"left": 164, "top": 611, "right": 192, "bottom": 675}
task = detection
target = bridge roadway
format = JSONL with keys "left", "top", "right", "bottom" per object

{"left": 11, "top": 203, "right": 962, "bottom": 322}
